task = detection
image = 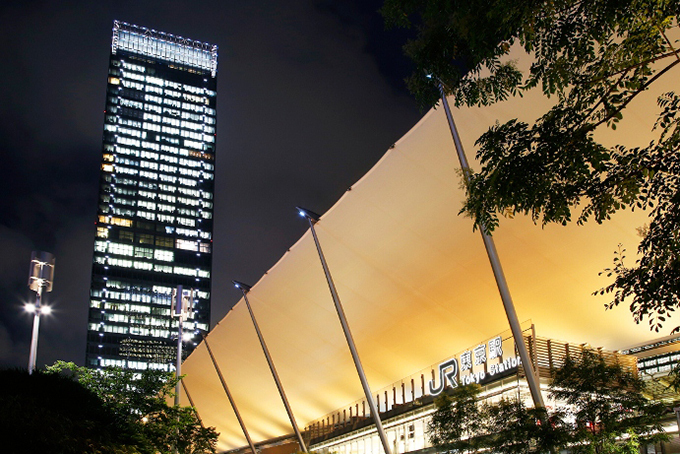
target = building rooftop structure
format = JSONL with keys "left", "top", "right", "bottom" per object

{"left": 112, "top": 21, "right": 218, "bottom": 77}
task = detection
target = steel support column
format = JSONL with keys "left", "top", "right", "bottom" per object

{"left": 27, "top": 286, "right": 42, "bottom": 375}
{"left": 298, "top": 207, "right": 392, "bottom": 454}
{"left": 175, "top": 289, "right": 184, "bottom": 406}
{"left": 234, "top": 281, "right": 308, "bottom": 452}
{"left": 202, "top": 333, "right": 258, "bottom": 454}
{"left": 437, "top": 84, "right": 545, "bottom": 408}
{"left": 181, "top": 379, "right": 204, "bottom": 427}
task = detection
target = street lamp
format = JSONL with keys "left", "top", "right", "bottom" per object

{"left": 26, "top": 251, "right": 55, "bottom": 374}
{"left": 172, "top": 285, "right": 194, "bottom": 405}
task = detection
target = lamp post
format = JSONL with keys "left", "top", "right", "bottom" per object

{"left": 234, "top": 280, "right": 308, "bottom": 452}
{"left": 172, "top": 285, "right": 193, "bottom": 406}
{"left": 297, "top": 207, "right": 392, "bottom": 454}
{"left": 434, "top": 80, "right": 545, "bottom": 409}
{"left": 26, "top": 251, "right": 55, "bottom": 374}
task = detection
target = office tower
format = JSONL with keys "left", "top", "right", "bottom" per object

{"left": 86, "top": 21, "right": 217, "bottom": 370}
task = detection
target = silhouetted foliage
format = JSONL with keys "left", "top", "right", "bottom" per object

{"left": 0, "top": 367, "right": 140, "bottom": 453}
{"left": 427, "top": 351, "right": 668, "bottom": 454}
{"left": 428, "top": 385, "right": 483, "bottom": 452}
{"left": 44, "top": 361, "right": 218, "bottom": 454}
{"left": 551, "top": 350, "right": 668, "bottom": 454}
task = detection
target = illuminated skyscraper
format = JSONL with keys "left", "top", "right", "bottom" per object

{"left": 86, "top": 21, "right": 217, "bottom": 370}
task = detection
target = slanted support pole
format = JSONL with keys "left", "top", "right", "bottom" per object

{"left": 234, "top": 281, "right": 308, "bottom": 452}
{"left": 297, "top": 207, "right": 392, "bottom": 454}
{"left": 181, "top": 379, "right": 205, "bottom": 427}
{"left": 436, "top": 83, "right": 545, "bottom": 409}
{"left": 202, "top": 333, "right": 258, "bottom": 454}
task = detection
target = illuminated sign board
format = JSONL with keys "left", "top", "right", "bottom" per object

{"left": 428, "top": 335, "right": 522, "bottom": 395}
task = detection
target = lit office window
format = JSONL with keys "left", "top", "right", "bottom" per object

{"left": 154, "top": 250, "right": 174, "bottom": 262}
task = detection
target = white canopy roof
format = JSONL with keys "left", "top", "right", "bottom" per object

{"left": 181, "top": 58, "right": 678, "bottom": 451}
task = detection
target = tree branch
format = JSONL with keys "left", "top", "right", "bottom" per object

{"left": 583, "top": 70, "right": 632, "bottom": 123}
{"left": 586, "top": 49, "right": 680, "bottom": 85}
{"left": 591, "top": 58, "right": 680, "bottom": 130}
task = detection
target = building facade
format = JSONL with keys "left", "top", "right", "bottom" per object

{"left": 224, "top": 329, "right": 662, "bottom": 454}
{"left": 85, "top": 21, "right": 218, "bottom": 370}
{"left": 296, "top": 333, "right": 680, "bottom": 454}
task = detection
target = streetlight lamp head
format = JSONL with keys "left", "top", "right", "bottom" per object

{"left": 25, "top": 303, "right": 36, "bottom": 313}
{"left": 28, "top": 251, "right": 56, "bottom": 293}
{"left": 232, "top": 280, "right": 252, "bottom": 293}
{"left": 296, "top": 206, "right": 321, "bottom": 223}
{"left": 40, "top": 305, "right": 52, "bottom": 315}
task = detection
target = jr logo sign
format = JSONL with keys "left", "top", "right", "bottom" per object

{"left": 426, "top": 336, "right": 521, "bottom": 396}
{"left": 428, "top": 358, "right": 458, "bottom": 395}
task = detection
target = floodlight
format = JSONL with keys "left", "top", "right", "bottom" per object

{"left": 295, "top": 206, "right": 321, "bottom": 223}
{"left": 232, "top": 280, "right": 251, "bottom": 293}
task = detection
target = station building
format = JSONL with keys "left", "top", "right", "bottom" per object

{"left": 221, "top": 331, "right": 680, "bottom": 454}
{"left": 178, "top": 45, "right": 680, "bottom": 453}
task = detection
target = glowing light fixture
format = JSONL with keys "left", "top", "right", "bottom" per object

{"left": 232, "top": 280, "right": 251, "bottom": 291}
{"left": 26, "top": 251, "right": 56, "bottom": 374}
{"left": 296, "top": 206, "right": 321, "bottom": 222}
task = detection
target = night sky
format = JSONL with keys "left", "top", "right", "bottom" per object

{"left": 0, "top": 1, "right": 422, "bottom": 369}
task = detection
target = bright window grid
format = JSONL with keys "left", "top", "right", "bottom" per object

{"left": 99, "top": 119, "right": 212, "bottom": 239}
{"left": 116, "top": 72, "right": 216, "bottom": 105}
{"left": 101, "top": 281, "right": 209, "bottom": 298}
{"left": 92, "top": 285, "right": 207, "bottom": 339}
{"left": 94, "top": 257, "right": 210, "bottom": 278}
{"left": 92, "top": 255, "right": 210, "bottom": 278}
{"left": 101, "top": 196, "right": 206, "bottom": 214}
{"left": 112, "top": 162, "right": 213, "bottom": 181}
{"left": 99, "top": 358, "right": 172, "bottom": 370}
{"left": 112, "top": 145, "right": 215, "bottom": 171}
{"left": 100, "top": 313, "right": 196, "bottom": 328}
{"left": 117, "top": 61, "right": 217, "bottom": 99}
{"left": 110, "top": 122, "right": 215, "bottom": 143}
{"left": 89, "top": 321, "right": 208, "bottom": 332}
{"left": 110, "top": 108, "right": 215, "bottom": 154}
{"left": 96, "top": 211, "right": 213, "bottom": 232}
{"left": 95, "top": 217, "right": 212, "bottom": 240}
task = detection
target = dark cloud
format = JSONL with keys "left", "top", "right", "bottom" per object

{"left": 0, "top": 0, "right": 421, "bottom": 369}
